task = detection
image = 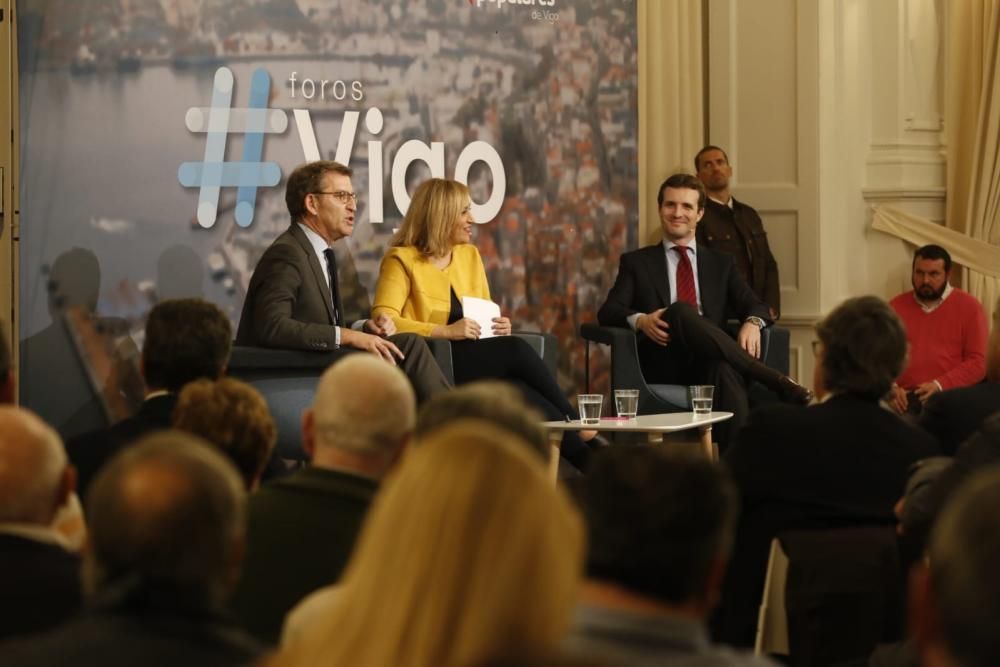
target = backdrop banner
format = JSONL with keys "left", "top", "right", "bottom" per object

{"left": 17, "top": 0, "right": 638, "bottom": 436}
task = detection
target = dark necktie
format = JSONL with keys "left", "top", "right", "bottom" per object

{"left": 323, "top": 248, "right": 344, "bottom": 327}
{"left": 672, "top": 245, "right": 698, "bottom": 307}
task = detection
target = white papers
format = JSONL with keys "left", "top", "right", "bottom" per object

{"left": 462, "top": 296, "right": 501, "bottom": 339}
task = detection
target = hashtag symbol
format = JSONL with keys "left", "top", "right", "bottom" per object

{"left": 178, "top": 67, "right": 286, "bottom": 228}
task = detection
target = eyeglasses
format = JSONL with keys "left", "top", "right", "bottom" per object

{"left": 312, "top": 191, "right": 357, "bottom": 204}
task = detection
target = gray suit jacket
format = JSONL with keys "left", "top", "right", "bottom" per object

{"left": 236, "top": 224, "right": 343, "bottom": 351}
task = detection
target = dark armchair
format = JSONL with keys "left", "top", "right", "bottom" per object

{"left": 580, "top": 322, "right": 790, "bottom": 414}
{"left": 228, "top": 333, "right": 558, "bottom": 461}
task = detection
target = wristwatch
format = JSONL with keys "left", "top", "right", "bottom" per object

{"left": 745, "top": 316, "right": 766, "bottom": 329}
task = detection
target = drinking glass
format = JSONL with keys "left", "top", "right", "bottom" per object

{"left": 689, "top": 385, "right": 714, "bottom": 416}
{"left": 577, "top": 394, "right": 603, "bottom": 425}
{"left": 614, "top": 389, "right": 639, "bottom": 419}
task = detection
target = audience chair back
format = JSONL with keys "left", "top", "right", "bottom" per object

{"left": 755, "top": 526, "right": 903, "bottom": 667}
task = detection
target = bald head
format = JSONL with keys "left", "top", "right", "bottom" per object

{"left": 306, "top": 355, "right": 416, "bottom": 463}
{"left": 0, "top": 407, "right": 71, "bottom": 525}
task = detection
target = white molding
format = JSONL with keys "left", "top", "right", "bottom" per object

{"left": 861, "top": 186, "right": 945, "bottom": 202}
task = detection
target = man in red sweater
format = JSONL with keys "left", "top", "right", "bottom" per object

{"left": 889, "top": 244, "right": 987, "bottom": 414}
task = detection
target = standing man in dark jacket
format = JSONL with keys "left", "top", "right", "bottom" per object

{"left": 695, "top": 146, "right": 781, "bottom": 319}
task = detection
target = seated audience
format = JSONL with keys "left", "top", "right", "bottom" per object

{"left": 172, "top": 377, "right": 278, "bottom": 490}
{"left": 0, "top": 432, "right": 261, "bottom": 666}
{"left": 718, "top": 295, "right": 938, "bottom": 646}
{"left": 229, "top": 355, "right": 416, "bottom": 645}
{"left": 0, "top": 407, "right": 81, "bottom": 640}
{"left": 901, "top": 413, "right": 1000, "bottom": 559}
{"left": 566, "top": 446, "right": 776, "bottom": 666}
{"left": 919, "top": 298, "right": 1000, "bottom": 454}
{"left": 372, "top": 177, "right": 603, "bottom": 470}
{"left": 910, "top": 465, "right": 1000, "bottom": 667}
{"left": 66, "top": 298, "right": 233, "bottom": 498}
{"left": 280, "top": 380, "right": 549, "bottom": 643}
{"left": 889, "top": 245, "right": 988, "bottom": 415}
{"left": 271, "top": 421, "right": 583, "bottom": 666}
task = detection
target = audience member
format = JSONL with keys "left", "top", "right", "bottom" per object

{"left": 910, "top": 465, "right": 1000, "bottom": 667}
{"left": 694, "top": 145, "right": 781, "bottom": 319}
{"left": 173, "top": 377, "right": 278, "bottom": 490}
{"left": 0, "top": 407, "right": 81, "bottom": 640}
{"left": 598, "top": 173, "right": 810, "bottom": 450}
{"left": 0, "top": 320, "right": 13, "bottom": 403}
{"left": 235, "top": 160, "right": 450, "bottom": 402}
{"left": 372, "top": 176, "right": 603, "bottom": 470}
{"left": 0, "top": 432, "right": 260, "bottom": 666}
{"left": 566, "top": 446, "right": 776, "bottom": 666}
{"left": 889, "top": 245, "right": 988, "bottom": 414}
{"left": 919, "top": 298, "right": 1000, "bottom": 454}
{"left": 280, "top": 380, "right": 550, "bottom": 642}
{"left": 66, "top": 298, "right": 232, "bottom": 498}
{"left": 415, "top": 380, "right": 548, "bottom": 459}
{"left": 901, "top": 413, "right": 1000, "bottom": 559}
{"left": 273, "top": 421, "right": 583, "bottom": 666}
{"left": 229, "top": 354, "right": 416, "bottom": 644}
{"left": 718, "top": 295, "right": 938, "bottom": 646}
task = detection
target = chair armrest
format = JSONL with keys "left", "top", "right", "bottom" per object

{"left": 722, "top": 322, "right": 790, "bottom": 376}
{"left": 512, "top": 331, "right": 559, "bottom": 375}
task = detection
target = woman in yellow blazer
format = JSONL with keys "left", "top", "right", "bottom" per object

{"left": 373, "top": 178, "right": 600, "bottom": 470}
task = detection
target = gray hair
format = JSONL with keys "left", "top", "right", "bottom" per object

{"left": 0, "top": 407, "right": 67, "bottom": 524}
{"left": 815, "top": 296, "right": 907, "bottom": 399}
{"left": 312, "top": 354, "right": 416, "bottom": 455}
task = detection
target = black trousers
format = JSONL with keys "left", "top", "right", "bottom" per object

{"left": 387, "top": 333, "right": 452, "bottom": 403}
{"left": 638, "top": 303, "right": 781, "bottom": 449}
{"left": 450, "top": 337, "right": 590, "bottom": 468}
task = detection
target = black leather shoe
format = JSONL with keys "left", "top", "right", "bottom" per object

{"left": 776, "top": 376, "right": 814, "bottom": 405}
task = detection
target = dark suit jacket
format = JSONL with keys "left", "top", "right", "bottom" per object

{"left": 0, "top": 534, "right": 81, "bottom": 640}
{"left": 0, "top": 586, "right": 261, "bottom": 667}
{"left": 919, "top": 382, "right": 1000, "bottom": 455}
{"left": 65, "top": 394, "right": 177, "bottom": 500}
{"left": 716, "top": 394, "right": 939, "bottom": 646}
{"left": 236, "top": 224, "right": 347, "bottom": 352}
{"left": 229, "top": 466, "right": 379, "bottom": 645}
{"left": 597, "top": 242, "right": 770, "bottom": 330}
{"left": 696, "top": 198, "right": 780, "bottom": 317}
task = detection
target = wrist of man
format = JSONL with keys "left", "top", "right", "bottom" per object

{"left": 745, "top": 316, "right": 766, "bottom": 329}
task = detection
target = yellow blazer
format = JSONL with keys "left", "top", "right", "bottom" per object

{"left": 373, "top": 245, "right": 491, "bottom": 336}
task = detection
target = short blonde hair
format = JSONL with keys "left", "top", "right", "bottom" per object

{"left": 173, "top": 378, "right": 276, "bottom": 489}
{"left": 391, "top": 178, "right": 470, "bottom": 257}
{"left": 276, "top": 420, "right": 584, "bottom": 667}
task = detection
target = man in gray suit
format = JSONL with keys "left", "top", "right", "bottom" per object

{"left": 236, "top": 160, "right": 449, "bottom": 401}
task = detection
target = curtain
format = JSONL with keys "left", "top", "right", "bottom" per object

{"left": 944, "top": 0, "right": 1000, "bottom": 319}
{"left": 637, "top": 0, "right": 704, "bottom": 245}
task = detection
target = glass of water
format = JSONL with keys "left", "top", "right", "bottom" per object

{"left": 577, "top": 394, "right": 603, "bottom": 425}
{"left": 614, "top": 389, "right": 639, "bottom": 419}
{"left": 689, "top": 385, "right": 714, "bottom": 416}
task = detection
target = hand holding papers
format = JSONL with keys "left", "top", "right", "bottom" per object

{"left": 462, "top": 296, "right": 501, "bottom": 340}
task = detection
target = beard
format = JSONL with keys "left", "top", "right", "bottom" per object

{"left": 915, "top": 282, "right": 947, "bottom": 301}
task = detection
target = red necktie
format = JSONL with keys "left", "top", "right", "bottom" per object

{"left": 672, "top": 245, "right": 698, "bottom": 307}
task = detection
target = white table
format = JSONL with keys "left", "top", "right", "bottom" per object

{"left": 542, "top": 411, "right": 733, "bottom": 479}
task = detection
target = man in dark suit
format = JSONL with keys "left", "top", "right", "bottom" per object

{"left": 0, "top": 432, "right": 261, "bottom": 667}
{"left": 597, "top": 173, "right": 810, "bottom": 446}
{"left": 235, "top": 160, "right": 449, "bottom": 402}
{"left": 694, "top": 145, "right": 781, "bottom": 319}
{"left": 0, "top": 407, "right": 81, "bottom": 640}
{"left": 718, "top": 296, "right": 939, "bottom": 647}
{"left": 230, "top": 354, "right": 415, "bottom": 644}
{"left": 65, "top": 299, "right": 233, "bottom": 498}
